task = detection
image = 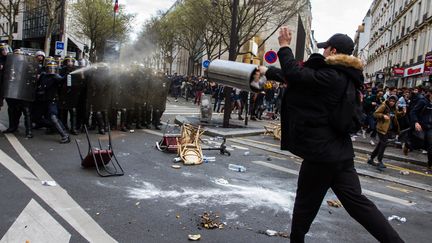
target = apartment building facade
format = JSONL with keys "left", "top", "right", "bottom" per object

{"left": 0, "top": 4, "right": 24, "bottom": 48}
{"left": 364, "top": 0, "right": 432, "bottom": 88}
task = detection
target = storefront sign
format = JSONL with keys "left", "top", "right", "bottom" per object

{"left": 404, "top": 63, "right": 424, "bottom": 77}
{"left": 424, "top": 52, "right": 432, "bottom": 75}
{"left": 392, "top": 67, "right": 404, "bottom": 76}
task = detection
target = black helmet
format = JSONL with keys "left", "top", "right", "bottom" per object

{"left": 0, "top": 43, "right": 9, "bottom": 54}
{"left": 63, "top": 55, "right": 75, "bottom": 66}
{"left": 44, "top": 56, "right": 55, "bottom": 66}
{"left": 46, "top": 60, "right": 58, "bottom": 74}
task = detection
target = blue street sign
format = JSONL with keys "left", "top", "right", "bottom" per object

{"left": 56, "top": 41, "right": 64, "bottom": 50}
{"left": 202, "top": 60, "right": 210, "bottom": 69}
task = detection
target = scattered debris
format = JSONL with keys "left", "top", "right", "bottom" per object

{"left": 200, "top": 212, "right": 225, "bottom": 229}
{"left": 267, "top": 157, "right": 272, "bottom": 161}
{"left": 228, "top": 164, "right": 246, "bottom": 172}
{"left": 388, "top": 215, "right": 406, "bottom": 223}
{"left": 327, "top": 199, "right": 343, "bottom": 208}
{"left": 265, "top": 230, "right": 278, "bottom": 236}
{"left": 176, "top": 214, "right": 180, "bottom": 219}
{"left": 129, "top": 130, "right": 135, "bottom": 133}
{"left": 173, "top": 157, "right": 182, "bottom": 163}
{"left": 231, "top": 145, "right": 249, "bottom": 150}
{"left": 259, "top": 230, "right": 289, "bottom": 238}
{"left": 215, "top": 178, "right": 229, "bottom": 185}
{"left": 188, "top": 234, "right": 201, "bottom": 241}
{"left": 41, "top": 180, "right": 57, "bottom": 187}
{"left": 244, "top": 151, "right": 250, "bottom": 156}
{"left": 172, "top": 165, "right": 182, "bottom": 169}
{"left": 96, "top": 212, "right": 100, "bottom": 216}
{"left": 400, "top": 171, "right": 410, "bottom": 175}
{"left": 203, "top": 156, "right": 216, "bottom": 162}
{"left": 135, "top": 202, "right": 140, "bottom": 206}
{"left": 118, "top": 152, "right": 130, "bottom": 157}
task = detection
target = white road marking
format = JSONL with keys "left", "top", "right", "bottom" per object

{"left": 2, "top": 131, "right": 54, "bottom": 181}
{"left": 362, "top": 189, "right": 416, "bottom": 206}
{"left": 164, "top": 112, "right": 200, "bottom": 115}
{"left": 252, "top": 160, "right": 299, "bottom": 175}
{"left": 0, "top": 123, "right": 117, "bottom": 242}
{"left": 251, "top": 160, "right": 415, "bottom": 207}
{"left": 142, "top": 129, "right": 164, "bottom": 137}
{"left": 1, "top": 199, "right": 71, "bottom": 243}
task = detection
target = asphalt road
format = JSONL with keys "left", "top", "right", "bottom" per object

{"left": 0, "top": 99, "right": 431, "bottom": 243}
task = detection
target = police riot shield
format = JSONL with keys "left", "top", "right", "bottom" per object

{"left": 2, "top": 54, "right": 38, "bottom": 101}
{"left": 86, "top": 64, "right": 112, "bottom": 112}
{"left": 151, "top": 72, "right": 170, "bottom": 112}
{"left": 132, "top": 64, "right": 149, "bottom": 108}
{"left": 58, "top": 68, "right": 86, "bottom": 109}
{"left": 110, "top": 65, "right": 135, "bottom": 110}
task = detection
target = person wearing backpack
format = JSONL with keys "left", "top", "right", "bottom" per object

{"left": 259, "top": 28, "right": 403, "bottom": 243}
{"left": 410, "top": 88, "right": 432, "bottom": 171}
{"left": 367, "top": 95, "right": 405, "bottom": 170}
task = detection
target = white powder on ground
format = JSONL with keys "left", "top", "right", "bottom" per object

{"left": 127, "top": 179, "right": 295, "bottom": 213}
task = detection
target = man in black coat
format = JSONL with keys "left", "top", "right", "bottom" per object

{"left": 259, "top": 27, "right": 403, "bottom": 243}
{"left": 410, "top": 88, "right": 432, "bottom": 171}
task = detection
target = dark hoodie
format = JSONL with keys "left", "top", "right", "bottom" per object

{"left": 265, "top": 47, "right": 364, "bottom": 163}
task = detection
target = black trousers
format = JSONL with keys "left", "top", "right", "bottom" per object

{"left": 290, "top": 159, "right": 403, "bottom": 243}
{"left": 371, "top": 132, "right": 395, "bottom": 162}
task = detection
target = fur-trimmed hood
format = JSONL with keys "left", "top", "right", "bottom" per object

{"left": 303, "top": 53, "right": 365, "bottom": 88}
{"left": 325, "top": 54, "right": 364, "bottom": 70}
{"left": 326, "top": 54, "right": 364, "bottom": 89}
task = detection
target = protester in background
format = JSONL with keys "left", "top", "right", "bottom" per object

{"left": 213, "top": 85, "right": 224, "bottom": 113}
{"left": 368, "top": 95, "right": 405, "bottom": 171}
{"left": 410, "top": 87, "right": 432, "bottom": 171}
{"left": 194, "top": 77, "right": 205, "bottom": 105}
{"left": 232, "top": 88, "right": 243, "bottom": 120}
{"left": 369, "top": 90, "right": 385, "bottom": 144}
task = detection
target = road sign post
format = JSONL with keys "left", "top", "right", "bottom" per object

{"left": 202, "top": 60, "right": 210, "bottom": 69}
{"left": 55, "top": 41, "right": 65, "bottom": 57}
{"left": 264, "top": 50, "right": 278, "bottom": 65}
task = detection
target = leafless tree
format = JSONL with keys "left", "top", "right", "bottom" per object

{"left": 0, "top": 0, "right": 23, "bottom": 46}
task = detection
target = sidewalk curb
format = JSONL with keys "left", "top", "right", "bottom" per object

{"left": 174, "top": 115, "right": 267, "bottom": 138}
{"left": 204, "top": 128, "right": 266, "bottom": 138}
{"left": 229, "top": 138, "right": 432, "bottom": 192}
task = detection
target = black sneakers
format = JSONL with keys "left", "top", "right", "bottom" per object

{"left": 367, "top": 157, "right": 377, "bottom": 166}
{"left": 377, "top": 161, "right": 387, "bottom": 171}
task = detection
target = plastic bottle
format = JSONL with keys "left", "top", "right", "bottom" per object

{"left": 228, "top": 164, "right": 246, "bottom": 172}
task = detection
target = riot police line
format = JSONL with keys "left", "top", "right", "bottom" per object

{"left": 0, "top": 44, "right": 169, "bottom": 144}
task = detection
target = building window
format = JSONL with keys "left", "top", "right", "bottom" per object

{"left": 412, "top": 39, "right": 417, "bottom": 61}
{"left": 418, "top": 2, "right": 422, "bottom": 22}
{"left": 13, "top": 22, "right": 18, "bottom": 33}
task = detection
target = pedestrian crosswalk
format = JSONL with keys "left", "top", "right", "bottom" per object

{"left": 164, "top": 104, "right": 200, "bottom": 115}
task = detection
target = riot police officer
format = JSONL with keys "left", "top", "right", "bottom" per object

{"left": 36, "top": 61, "right": 70, "bottom": 143}
{"left": 2, "top": 48, "right": 36, "bottom": 138}
{"left": 0, "top": 43, "right": 7, "bottom": 111}
{"left": 58, "top": 56, "right": 80, "bottom": 135}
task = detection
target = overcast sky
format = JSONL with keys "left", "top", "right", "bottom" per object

{"left": 310, "top": 0, "right": 373, "bottom": 42}
{"left": 124, "top": 0, "right": 373, "bottom": 42}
